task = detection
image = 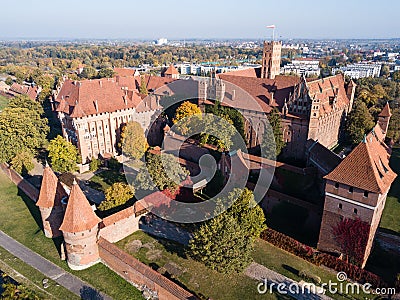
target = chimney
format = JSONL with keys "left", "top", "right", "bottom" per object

{"left": 99, "top": 81, "right": 102, "bottom": 88}
{"left": 232, "top": 89, "right": 236, "bottom": 101}
{"left": 270, "top": 91, "right": 275, "bottom": 106}
{"left": 94, "top": 100, "right": 99, "bottom": 112}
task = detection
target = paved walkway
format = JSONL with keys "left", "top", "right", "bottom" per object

{"left": 245, "top": 262, "right": 333, "bottom": 300}
{"left": 0, "top": 230, "right": 111, "bottom": 300}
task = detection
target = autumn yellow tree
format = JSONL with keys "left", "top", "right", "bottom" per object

{"left": 120, "top": 121, "right": 148, "bottom": 160}
{"left": 173, "top": 101, "right": 202, "bottom": 134}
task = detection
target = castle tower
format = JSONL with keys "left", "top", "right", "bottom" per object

{"left": 377, "top": 102, "right": 392, "bottom": 138}
{"left": 59, "top": 179, "right": 101, "bottom": 270}
{"left": 317, "top": 131, "right": 397, "bottom": 267}
{"left": 261, "top": 41, "right": 282, "bottom": 79}
{"left": 345, "top": 79, "right": 356, "bottom": 114}
{"left": 163, "top": 65, "right": 179, "bottom": 79}
{"left": 36, "top": 164, "right": 67, "bottom": 238}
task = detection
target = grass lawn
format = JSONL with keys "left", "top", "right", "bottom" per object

{"left": 116, "top": 231, "right": 292, "bottom": 300}
{"left": 380, "top": 147, "right": 400, "bottom": 235}
{"left": 0, "top": 246, "right": 79, "bottom": 300}
{"left": 117, "top": 231, "right": 375, "bottom": 300}
{"left": 89, "top": 169, "right": 127, "bottom": 192}
{"left": 0, "top": 171, "right": 143, "bottom": 300}
{"left": 0, "top": 95, "right": 9, "bottom": 111}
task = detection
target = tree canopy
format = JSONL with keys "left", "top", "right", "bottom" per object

{"left": 0, "top": 105, "right": 48, "bottom": 163}
{"left": 345, "top": 100, "right": 375, "bottom": 145}
{"left": 120, "top": 121, "right": 148, "bottom": 160}
{"left": 48, "top": 136, "right": 79, "bottom": 173}
{"left": 188, "top": 188, "right": 266, "bottom": 273}
{"left": 173, "top": 101, "right": 202, "bottom": 135}
{"left": 262, "top": 107, "right": 285, "bottom": 159}
{"left": 134, "top": 151, "right": 189, "bottom": 192}
{"left": 98, "top": 182, "right": 134, "bottom": 211}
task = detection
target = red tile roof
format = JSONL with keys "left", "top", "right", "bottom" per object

{"left": 10, "top": 83, "right": 39, "bottom": 100}
{"left": 324, "top": 128, "right": 397, "bottom": 194}
{"left": 379, "top": 102, "right": 391, "bottom": 117}
{"left": 36, "top": 166, "right": 67, "bottom": 208}
{"left": 219, "top": 67, "right": 261, "bottom": 78}
{"left": 164, "top": 65, "right": 179, "bottom": 75}
{"left": 59, "top": 180, "right": 101, "bottom": 233}
{"left": 114, "top": 68, "right": 137, "bottom": 77}
{"left": 56, "top": 79, "right": 143, "bottom": 118}
{"left": 218, "top": 74, "right": 300, "bottom": 113}
{"left": 306, "top": 74, "right": 350, "bottom": 116}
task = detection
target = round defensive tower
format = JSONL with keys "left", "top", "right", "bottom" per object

{"left": 59, "top": 179, "right": 101, "bottom": 270}
{"left": 36, "top": 165, "right": 67, "bottom": 238}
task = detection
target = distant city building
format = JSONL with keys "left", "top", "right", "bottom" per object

{"left": 155, "top": 38, "right": 168, "bottom": 46}
{"left": 333, "top": 63, "right": 382, "bottom": 79}
{"left": 282, "top": 59, "right": 320, "bottom": 77}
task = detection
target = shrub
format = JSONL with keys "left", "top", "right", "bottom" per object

{"left": 89, "top": 158, "right": 101, "bottom": 171}
{"left": 260, "top": 228, "right": 387, "bottom": 288}
{"left": 10, "top": 151, "right": 34, "bottom": 175}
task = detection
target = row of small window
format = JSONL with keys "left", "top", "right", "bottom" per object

{"left": 338, "top": 203, "right": 358, "bottom": 215}
{"left": 334, "top": 182, "right": 369, "bottom": 198}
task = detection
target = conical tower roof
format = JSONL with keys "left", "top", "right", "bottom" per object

{"left": 59, "top": 179, "right": 101, "bottom": 233}
{"left": 379, "top": 102, "right": 392, "bottom": 117}
{"left": 36, "top": 165, "right": 67, "bottom": 208}
{"left": 324, "top": 130, "right": 396, "bottom": 194}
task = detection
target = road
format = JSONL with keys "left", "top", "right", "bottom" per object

{"left": 0, "top": 230, "right": 111, "bottom": 300}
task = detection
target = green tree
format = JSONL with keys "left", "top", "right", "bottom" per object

{"left": 393, "top": 71, "right": 400, "bottom": 82}
{"left": 35, "top": 74, "right": 55, "bottom": 101}
{"left": 98, "top": 182, "right": 134, "bottom": 211}
{"left": 262, "top": 107, "right": 285, "bottom": 159}
{"left": 188, "top": 188, "right": 266, "bottom": 273}
{"left": 120, "top": 121, "right": 148, "bottom": 160}
{"left": 80, "top": 66, "right": 97, "bottom": 79}
{"left": 387, "top": 108, "right": 400, "bottom": 142}
{"left": 134, "top": 152, "right": 189, "bottom": 192}
{"left": 97, "top": 68, "right": 115, "bottom": 78}
{"left": 380, "top": 65, "right": 390, "bottom": 78}
{"left": 0, "top": 107, "right": 48, "bottom": 162}
{"left": 173, "top": 101, "right": 202, "bottom": 134}
{"left": 48, "top": 136, "right": 79, "bottom": 173}
{"left": 345, "top": 100, "right": 375, "bottom": 145}
{"left": 89, "top": 158, "right": 101, "bottom": 171}
{"left": 5, "top": 76, "right": 13, "bottom": 86}
{"left": 8, "top": 95, "right": 44, "bottom": 113}
{"left": 11, "top": 151, "right": 34, "bottom": 175}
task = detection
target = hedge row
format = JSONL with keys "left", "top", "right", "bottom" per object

{"left": 260, "top": 228, "right": 387, "bottom": 288}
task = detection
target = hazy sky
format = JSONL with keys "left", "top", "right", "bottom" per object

{"left": 1, "top": 0, "right": 399, "bottom": 39}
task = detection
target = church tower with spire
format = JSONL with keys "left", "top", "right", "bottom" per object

{"left": 36, "top": 164, "right": 67, "bottom": 238}
{"left": 59, "top": 179, "right": 102, "bottom": 270}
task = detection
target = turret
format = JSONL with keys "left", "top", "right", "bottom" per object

{"left": 59, "top": 179, "right": 101, "bottom": 270}
{"left": 36, "top": 164, "right": 67, "bottom": 238}
{"left": 377, "top": 102, "right": 392, "bottom": 138}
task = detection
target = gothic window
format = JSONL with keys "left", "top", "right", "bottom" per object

{"left": 348, "top": 186, "right": 353, "bottom": 193}
{"left": 334, "top": 182, "right": 339, "bottom": 189}
{"left": 353, "top": 208, "right": 358, "bottom": 215}
{"left": 363, "top": 191, "right": 369, "bottom": 198}
{"left": 338, "top": 203, "right": 342, "bottom": 209}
